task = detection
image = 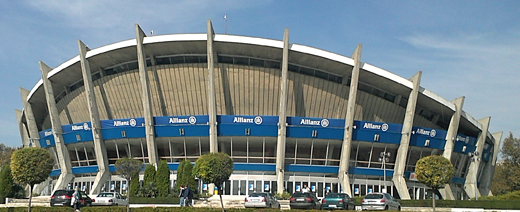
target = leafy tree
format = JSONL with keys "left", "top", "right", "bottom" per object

{"left": 492, "top": 132, "right": 520, "bottom": 195}
{"left": 415, "top": 155, "right": 454, "bottom": 212}
{"left": 10, "top": 147, "right": 54, "bottom": 212}
{"left": 177, "top": 159, "right": 196, "bottom": 192}
{"left": 156, "top": 160, "right": 170, "bottom": 197}
{"left": 0, "top": 163, "right": 14, "bottom": 198}
{"left": 0, "top": 144, "right": 16, "bottom": 166}
{"left": 115, "top": 157, "right": 144, "bottom": 212}
{"left": 194, "top": 152, "right": 233, "bottom": 212}
{"left": 128, "top": 171, "right": 140, "bottom": 197}
{"left": 143, "top": 164, "right": 156, "bottom": 188}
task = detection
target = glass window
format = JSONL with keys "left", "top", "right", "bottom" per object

{"left": 296, "top": 139, "right": 312, "bottom": 165}
{"left": 248, "top": 137, "right": 263, "bottom": 163}
{"left": 356, "top": 142, "right": 372, "bottom": 168}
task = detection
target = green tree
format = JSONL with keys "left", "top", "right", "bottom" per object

{"left": 194, "top": 152, "right": 233, "bottom": 212}
{"left": 176, "top": 159, "right": 196, "bottom": 192}
{"left": 10, "top": 147, "right": 54, "bottom": 212}
{"left": 415, "top": 155, "right": 454, "bottom": 212}
{"left": 115, "top": 157, "right": 144, "bottom": 212}
{"left": 143, "top": 164, "right": 156, "bottom": 186}
{"left": 0, "top": 163, "right": 14, "bottom": 198}
{"left": 492, "top": 132, "right": 520, "bottom": 195}
{"left": 156, "top": 160, "right": 170, "bottom": 197}
{"left": 129, "top": 171, "right": 140, "bottom": 197}
{"left": 0, "top": 144, "right": 16, "bottom": 166}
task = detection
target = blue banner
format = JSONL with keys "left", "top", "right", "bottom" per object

{"left": 154, "top": 115, "right": 209, "bottom": 125}
{"left": 101, "top": 117, "right": 145, "bottom": 128}
{"left": 355, "top": 121, "right": 402, "bottom": 133}
{"left": 287, "top": 117, "right": 343, "bottom": 128}
{"left": 218, "top": 115, "right": 278, "bottom": 125}
{"left": 62, "top": 122, "right": 92, "bottom": 133}
{"left": 411, "top": 126, "right": 447, "bottom": 139}
{"left": 39, "top": 129, "right": 53, "bottom": 138}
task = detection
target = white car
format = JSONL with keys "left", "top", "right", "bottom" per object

{"left": 244, "top": 192, "right": 280, "bottom": 209}
{"left": 92, "top": 192, "right": 128, "bottom": 206}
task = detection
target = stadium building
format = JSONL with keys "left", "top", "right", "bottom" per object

{"left": 16, "top": 21, "right": 502, "bottom": 200}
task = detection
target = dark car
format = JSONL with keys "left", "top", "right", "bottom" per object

{"left": 289, "top": 192, "right": 321, "bottom": 209}
{"left": 50, "top": 190, "right": 92, "bottom": 207}
{"left": 321, "top": 192, "right": 356, "bottom": 210}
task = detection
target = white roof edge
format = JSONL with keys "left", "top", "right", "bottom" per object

{"left": 25, "top": 33, "right": 487, "bottom": 136}
{"left": 215, "top": 34, "right": 283, "bottom": 48}
{"left": 144, "top": 34, "right": 206, "bottom": 44}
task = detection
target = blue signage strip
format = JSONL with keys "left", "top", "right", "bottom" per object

{"left": 38, "top": 129, "right": 53, "bottom": 139}
{"left": 101, "top": 117, "right": 145, "bottom": 128}
{"left": 287, "top": 117, "right": 344, "bottom": 128}
{"left": 355, "top": 121, "right": 402, "bottom": 133}
{"left": 155, "top": 125, "right": 210, "bottom": 137}
{"left": 62, "top": 122, "right": 92, "bottom": 133}
{"left": 154, "top": 115, "right": 209, "bottom": 126}
{"left": 411, "top": 126, "right": 447, "bottom": 140}
{"left": 218, "top": 115, "right": 278, "bottom": 125}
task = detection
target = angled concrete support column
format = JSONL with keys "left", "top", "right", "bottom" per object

{"left": 439, "top": 96, "right": 465, "bottom": 200}
{"left": 480, "top": 132, "right": 503, "bottom": 196}
{"left": 78, "top": 40, "right": 110, "bottom": 195}
{"left": 392, "top": 71, "right": 421, "bottom": 200}
{"left": 338, "top": 44, "right": 362, "bottom": 197}
{"left": 15, "top": 109, "right": 30, "bottom": 147}
{"left": 206, "top": 20, "right": 219, "bottom": 195}
{"left": 40, "top": 61, "right": 74, "bottom": 192}
{"left": 464, "top": 117, "right": 490, "bottom": 199}
{"left": 207, "top": 20, "right": 218, "bottom": 154}
{"left": 20, "top": 88, "right": 41, "bottom": 147}
{"left": 276, "top": 28, "right": 290, "bottom": 194}
{"left": 135, "top": 24, "right": 159, "bottom": 168}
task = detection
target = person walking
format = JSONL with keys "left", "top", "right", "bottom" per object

{"left": 183, "top": 184, "right": 193, "bottom": 207}
{"left": 71, "top": 188, "right": 81, "bottom": 211}
{"left": 178, "top": 185, "right": 186, "bottom": 207}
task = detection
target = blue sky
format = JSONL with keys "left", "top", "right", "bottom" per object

{"left": 1, "top": 0, "right": 519, "bottom": 149}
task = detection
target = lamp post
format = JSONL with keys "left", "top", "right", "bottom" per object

{"left": 468, "top": 150, "right": 480, "bottom": 200}
{"left": 379, "top": 151, "right": 390, "bottom": 193}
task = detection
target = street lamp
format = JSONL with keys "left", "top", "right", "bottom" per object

{"left": 379, "top": 151, "right": 390, "bottom": 193}
{"left": 468, "top": 150, "right": 480, "bottom": 200}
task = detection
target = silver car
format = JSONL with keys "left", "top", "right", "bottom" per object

{"left": 244, "top": 192, "right": 280, "bottom": 209}
{"left": 361, "top": 193, "right": 401, "bottom": 211}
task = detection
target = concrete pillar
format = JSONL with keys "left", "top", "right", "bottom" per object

{"left": 480, "top": 132, "right": 503, "bottom": 196}
{"left": 206, "top": 20, "right": 219, "bottom": 195}
{"left": 276, "top": 28, "right": 290, "bottom": 194}
{"left": 135, "top": 24, "right": 159, "bottom": 168}
{"left": 338, "top": 44, "right": 362, "bottom": 197}
{"left": 19, "top": 88, "right": 41, "bottom": 147}
{"left": 439, "top": 96, "right": 464, "bottom": 200}
{"left": 392, "top": 71, "right": 421, "bottom": 200}
{"left": 15, "top": 109, "right": 30, "bottom": 147}
{"left": 464, "top": 117, "right": 490, "bottom": 199}
{"left": 40, "top": 61, "right": 74, "bottom": 192}
{"left": 78, "top": 40, "right": 110, "bottom": 195}
{"left": 207, "top": 20, "right": 218, "bottom": 154}
{"left": 149, "top": 55, "right": 168, "bottom": 116}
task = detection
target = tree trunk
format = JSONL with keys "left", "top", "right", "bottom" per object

{"left": 28, "top": 184, "right": 33, "bottom": 212}
{"left": 127, "top": 179, "right": 131, "bottom": 212}
{"left": 432, "top": 191, "right": 436, "bottom": 212}
{"left": 219, "top": 185, "right": 225, "bottom": 212}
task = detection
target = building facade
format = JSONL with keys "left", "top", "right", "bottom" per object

{"left": 16, "top": 21, "right": 502, "bottom": 200}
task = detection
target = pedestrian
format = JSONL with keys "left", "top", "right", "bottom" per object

{"left": 183, "top": 184, "right": 193, "bottom": 207}
{"left": 71, "top": 188, "right": 81, "bottom": 210}
{"left": 178, "top": 185, "right": 185, "bottom": 207}
{"left": 179, "top": 185, "right": 185, "bottom": 206}
{"left": 301, "top": 184, "right": 310, "bottom": 193}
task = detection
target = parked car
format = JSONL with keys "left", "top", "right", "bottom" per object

{"left": 92, "top": 192, "right": 128, "bottom": 206}
{"left": 50, "top": 189, "right": 92, "bottom": 207}
{"left": 321, "top": 192, "right": 356, "bottom": 210}
{"left": 244, "top": 192, "right": 280, "bottom": 208}
{"left": 289, "top": 192, "right": 321, "bottom": 209}
{"left": 361, "top": 192, "right": 401, "bottom": 211}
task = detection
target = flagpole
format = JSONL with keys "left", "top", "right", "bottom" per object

{"left": 224, "top": 15, "right": 227, "bottom": 34}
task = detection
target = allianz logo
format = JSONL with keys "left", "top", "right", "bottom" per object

{"left": 72, "top": 123, "right": 90, "bottom": 131}
{"left": 300, "top": 119, "right": 329, "bottom": 127}
{"left": 416, "top": 128, "right": 436, "bottom": 137}
{"left": 363, "top": 123, "right": 389, "bottom": 131}
{"left": 233, "top": 116, "right": 263, "bottom": 125}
